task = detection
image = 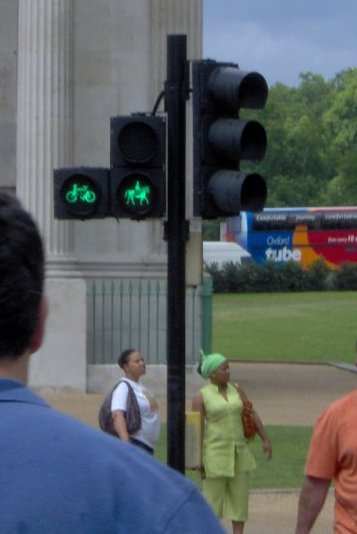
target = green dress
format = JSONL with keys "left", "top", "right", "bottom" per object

{"left": 201, "top": 382, "right": 256, "bottom": 478}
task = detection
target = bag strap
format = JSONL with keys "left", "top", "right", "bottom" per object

{"left": 120, "top": 379, "right": 131, "bottom": 391}
{"left": 233, "top": 382, "right": 253, "bottom": 407}
{"left": 120, "top": 379, "right": 141, "bottom": 410}
{"left": 117, "top": 379, "right": 136, "bottom": 406}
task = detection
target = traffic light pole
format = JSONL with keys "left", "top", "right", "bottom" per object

{"left": 164, "top": 34, "right": 188, "bottom": 473}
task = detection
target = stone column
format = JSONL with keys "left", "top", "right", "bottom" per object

{"left": 17, "top": 0, "right": 87, "bottom": 390}
{"left": 150, "top": 0, "right": 202, "bottom": 104}
{"left": 17, "top": 0, "right": 74, "bottom": 260}
{"left": 150, "top": 0, "right": 202, "bottom": 217}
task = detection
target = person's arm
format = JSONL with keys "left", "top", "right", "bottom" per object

{"left": 254, "top": 410, "right": 272, "bottom": 460}
{"left": 191, "top": 393, "right": 205, "bottom": 472}
{"left": 235, "top": 382, "right": 272, "bottom": 460}
{"left": 112, "top": 410, "right": 130, "bottom": 441}
{"left": 111, "top": 382, "right": 130, "bottom": 441}
{"left": 295, "top": 475, "right": 331, "bottom": 534}
{"left": 191, "top": 392, "right": 203, "bottom": 413}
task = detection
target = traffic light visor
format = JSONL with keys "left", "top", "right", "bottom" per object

{"left": 209, "top": 119, "right": 267, "bottom": 162}
{"left": 111, "top": 115, "right": 166, "bottom": 168}
{"left": 209, "top": 67, "right": 268, "bottom": 112}
{"left": 209, "top": 170, "right": 267, "bottom": 214}
{"left": 118, "top": 121, "right": 158, "bottom": 164}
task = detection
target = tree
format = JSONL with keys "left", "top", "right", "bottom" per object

{"left": 243, "top": 68, "right": 357, "bottom": 208}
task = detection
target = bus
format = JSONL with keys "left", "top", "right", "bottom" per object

{"left": 225, "top": 207, "right": 357, "bottom": 269}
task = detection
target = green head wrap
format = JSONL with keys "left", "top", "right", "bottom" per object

{"left": 199, "top": 350, "right": 227, "bottom": 379}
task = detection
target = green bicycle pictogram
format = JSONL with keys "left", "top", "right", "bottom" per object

{"left": 65, "top": 183, "right": 97, "bottom": 204}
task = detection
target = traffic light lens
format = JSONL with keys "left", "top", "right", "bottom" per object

{"left": 116, "top": 174, "right": 155, "bottom": 216}
{"left": 118, "top": 122, "right": 157, "bottom": 163}
{"left": 238, "top": 72, "right": 268, "bottom": 109}
{"left": 241, "top": 121, "right": 267, "bottom": 160}
{"left": 208, "top": 67, "right": 268, "bottom": 113}
{"left": 209, "top": 119, "right": 267, "bottom": 162}
{"left": 241, "top": 173, "right": 267, "bottom": 212}
{"left": 61, "top": 174, "right": 99, "bottom": 217}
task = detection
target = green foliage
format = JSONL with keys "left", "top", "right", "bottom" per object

{"left": 244, "top": 67, "right": 357, "bottom": 207}
{"left": 305, "top": 259, "right": 332, "bottom": 290}
{"left": 204, "top": 260, "right": 357, "bottom": 293}
{"left": 333, "top": 262, "right": 357, "bottom": 290}
{"left": 202, "top": 220, "right": 220, "bottom": 240}
{"left": 203, "top": 262, "right": 227, "bottom": 292}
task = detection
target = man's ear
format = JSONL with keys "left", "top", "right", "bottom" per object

{"left": 29, "top": 296, "right": 48, "bottom": 354}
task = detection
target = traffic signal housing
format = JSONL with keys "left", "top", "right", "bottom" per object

{"left": 110, "top": 115, "right": 166, "bottom": 219}
{"left": 53, "top": 167, "right": 109, "bottom": 219}
{"left": 192, "top": 59, "right": 268, "bottom": 218}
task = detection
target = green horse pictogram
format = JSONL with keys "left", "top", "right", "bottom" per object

{"left": 124, "top": 180, "right": 151, "bottom": 207}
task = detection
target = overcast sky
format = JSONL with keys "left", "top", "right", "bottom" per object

{"left": 203, "top": 0, "right": 357, "bottom": 87}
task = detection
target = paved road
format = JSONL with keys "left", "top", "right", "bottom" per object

{"left": 226, "top": 362, "right": 356, "bottom": 533}
{"left": 228, "top": 361, "right": 357, "bottom": 427}
{"left": 39, "top": 362, "right": 357, "bottom": 534}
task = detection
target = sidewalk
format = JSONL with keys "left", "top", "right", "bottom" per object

{"left": 223, "top": 490, "right": 334, "bottom": 533}
{"left": 38, "top": 362, "right": 357, "bottom": 533}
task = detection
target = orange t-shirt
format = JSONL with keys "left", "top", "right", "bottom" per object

{"left": 305, "top": 390, "right": 357, "bottom": 533}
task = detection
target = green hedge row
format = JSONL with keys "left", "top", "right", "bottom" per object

{"left": 205, "top": 260, "right": 357, "bottom": 293}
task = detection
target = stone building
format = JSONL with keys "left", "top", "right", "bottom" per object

{"left": 0, "top": 0, "right": 203, "bottom": 391}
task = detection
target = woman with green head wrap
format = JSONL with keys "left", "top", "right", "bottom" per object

{"left": 199, "top": 352, "right": 227, "bottom": 379}
{"left": 193, "top": 351, "right": 272, "bottom": 534}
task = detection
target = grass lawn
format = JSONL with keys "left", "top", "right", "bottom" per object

{"left": 212, "top": 291, "right": 357, "bottom": 363}
{"left": 156, "top": 424, "right": 312, "bottom": 490}
{"left": 154, "top": 292, "right": 357, "bottom": 490}
{"left": 249, "top": 425, "right": 312, "bottom": 489}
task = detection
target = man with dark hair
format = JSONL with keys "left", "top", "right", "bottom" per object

{"left": 0, "top": 193, "right": 224, "bottom": 533}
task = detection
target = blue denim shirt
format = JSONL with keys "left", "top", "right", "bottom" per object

{"left": 0, "top": 378, "right": 224, "bottom": 533}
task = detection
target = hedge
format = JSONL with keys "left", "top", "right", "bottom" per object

{"left": 204, "top": 259, "right": 357, "bottom": 293}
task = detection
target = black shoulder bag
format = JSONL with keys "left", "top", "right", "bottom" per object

{"left": 98, "top": 380, "right": 142, "bottom": 436}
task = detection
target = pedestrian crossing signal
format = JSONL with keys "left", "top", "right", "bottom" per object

{"left": 110, "top": 115, "right": 166, "bottom": 219}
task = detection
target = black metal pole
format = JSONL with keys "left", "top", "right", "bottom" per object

{"left": 164, "top": 34, "right": 188, "bottom": 473}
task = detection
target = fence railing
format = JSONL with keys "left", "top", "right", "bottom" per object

{"left": 87, "top": 277, "right": 213, "bottom": 365}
